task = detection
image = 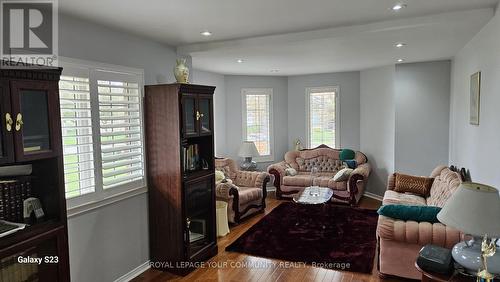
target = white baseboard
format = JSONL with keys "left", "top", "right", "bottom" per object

{"left": 114, "top": 260, "right": 150, "bottom": 282}
{"left": 364, "top": 192, "right": 383, "bottom": 202}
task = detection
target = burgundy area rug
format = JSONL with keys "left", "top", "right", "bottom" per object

{"left": 226, "top": 202, "right": 379, "bottom": 273}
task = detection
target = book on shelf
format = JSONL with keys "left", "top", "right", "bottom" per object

{"left": 183, "top": 144, "right": 200, "bottom": 172}
{"left": 0, "top": 178, "right": 32, "bottom": 223}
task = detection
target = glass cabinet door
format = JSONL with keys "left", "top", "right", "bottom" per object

{"left": 0, "top": 80, "right": 14, "bottom": 164}
{"left": 182, "top": 94, "right": 198, "bottom": 137}
{"left": 198, "top": 96, "right": 212, "bottom": 135}
{"left": 10, "top": 80, "right": 61, "bottom": 161}
{"left": 185, "top": 176, "right": 215, "bottom": 258}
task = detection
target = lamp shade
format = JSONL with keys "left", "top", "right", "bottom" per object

{"left": 437, "top": 182, "right": 500, "bottom": 237}
{"left": 238, "top": 141, "right": 259, "bottom": 158}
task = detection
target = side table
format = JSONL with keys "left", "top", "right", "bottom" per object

{"left": 415, "top": 262, "right": 473, "bottom": 282}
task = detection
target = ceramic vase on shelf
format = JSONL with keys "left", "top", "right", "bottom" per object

{"left": 174, "top": 58, "right": 189, "bottom": 83}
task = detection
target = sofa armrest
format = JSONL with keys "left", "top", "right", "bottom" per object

{"left": 216, "top": 182, "right": 238, "bottom": 199}
{"left": 347, "top": 163, "right": 371, "bottom": 192}
{"left": 267, "top": 161, "right": 287, "bottom": 189}
{"left": 234, "top": 171, "right": 269, "bottom": 188}
{"left": 387, "top": 173, "right": 396, "bottom": 190}
{"left": 377, "top": 215, "right": 461, "bottom": 248}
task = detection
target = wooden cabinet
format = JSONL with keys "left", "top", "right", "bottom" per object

{"left": 0, "top": 66, "right": 69, "bottom": 281}
{"left": 145, "top": 83, "right": 217, "bottom": 275}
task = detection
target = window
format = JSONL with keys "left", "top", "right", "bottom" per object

{"left": 59, "top": 59, "right": 145, "bottom": 208}
{"left": 242, "top": 88, "right": 273, "bottom": 161}
{"left": 306, "top": 86, "right": 339, "bottom": 148}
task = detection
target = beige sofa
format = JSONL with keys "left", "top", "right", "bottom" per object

{"left": 267, "top": 145, "right": 371, "bottom": 205}
{"left": 215, "top": 158, "right": 270, "bottom": 223}
{"left": 377, "top": 165, "right": 464, "bottom": 279}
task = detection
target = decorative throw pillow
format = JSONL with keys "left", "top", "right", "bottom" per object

{"left": 377, "top": 205, "right": 442, "bottom": 223}
{"left": 344, "top": 160, "right": 357, "bottom": 169}
{"left": 333, "top": 168, "right": 353, "bottom": 182}
{"left": 285, "top": 167, "right": 297, "bottom": 176}
{"left": 215, "top": 170, "right": 226, "bottom": 183}
{"left": 394, "top": 173, "right": 434, "bottom": 197}
{"left": 340, "top": 149, "right": 356, "bottom": 161}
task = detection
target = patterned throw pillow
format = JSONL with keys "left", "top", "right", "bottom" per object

{"left": 285, "top": 167, "right": 297, "bottom": 176}
{"left": 333, "top": 168, "right": 353, "bottom": 182}
{"left": 394, "top": 173, "right": 434, "bottom": 197}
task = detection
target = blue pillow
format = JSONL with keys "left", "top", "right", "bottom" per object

{"left": 344, "top": 160, "right": 357, "bottom": 169}
{"left": 377, "top": 205, "right": 442, "bottom": 223}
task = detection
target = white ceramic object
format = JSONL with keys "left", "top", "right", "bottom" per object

{"left": 174, "top": 58, "right": 189, "bottom": 83}
{"left": 452, "top": 238, "right": 500, "bottom": 275}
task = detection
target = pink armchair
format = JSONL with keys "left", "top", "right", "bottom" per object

{"left": 215, "top": 158, "right": 270, "bottom": 223}
{"left": 267, "top": 145, "right": 371, "bottom": 205}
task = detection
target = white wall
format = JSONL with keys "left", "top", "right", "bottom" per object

{"left": 395, "top": 61, "right": 451, "bottom": 176}
{"left": 192, "top": 69, "right": 226, "bottom": 155}
{"left": 450, "top": 5, "right": 500, "bottom": 187}
{"left": 59, "top": 14, "right": 179, "bottom": 282}
{"left": 287, "top": 72, "right": 360, "bottom": 151}
{"left": 360, "top": 66, "right": 395, "bottom": 196}
{"left": 223, "top": 75, "right": 288, "bottom": 169}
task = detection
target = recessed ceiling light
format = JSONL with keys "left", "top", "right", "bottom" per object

{"left": 395, "top": 42, "right": 406, "bottom": 48}
{"left": 200, "top": 31, "right": 212, "bottom": 36}
{"left": 397, "top": 59, "right": 405, "bottom": 63}
{"left": 270, "top": 69, "right": 279, "bottom": 73}
{"left": 237, "top": 59, "right": 244, "bottom": 63}
{"left": 392, "top": 4, "right": 406, "bottom": 11}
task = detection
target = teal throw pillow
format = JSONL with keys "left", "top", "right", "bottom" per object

{"left": 377, "top": 205, "right": 442, "bottom": 223}
{"left": 340, "top": 149, "right": 355, "bottom": 161}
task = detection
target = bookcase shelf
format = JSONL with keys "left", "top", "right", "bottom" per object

{"left": 0, "top": 65, "right": 69, "bottom": 281}
{"left": 145, "top": 83, "right": 217, "bottom": 275}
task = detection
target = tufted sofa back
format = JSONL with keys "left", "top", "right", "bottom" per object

{"left": 284, "top": 147, "right": 367, "bottom": 173}
{"left": 426, "top": 166, "right": 462, "bottom": 207}
{"left": 215, "top": 158, "right": 239, "bottom": 180}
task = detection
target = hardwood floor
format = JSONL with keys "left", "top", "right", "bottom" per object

{"left": 132, "top": 195, "right": 409, "bottom": 282}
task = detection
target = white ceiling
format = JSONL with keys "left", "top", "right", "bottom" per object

{"left": 60, "top": 0, "right": 499, "bottom": 75}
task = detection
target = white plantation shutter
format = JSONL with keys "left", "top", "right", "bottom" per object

{"left": 96, "top": 71, "right": 144, "bottom": 189}
{"left": 59, "top": 70, "right": 95, "bottom": 198}
{"left": 59, "top": 60, "right": 145, "bottom": 205}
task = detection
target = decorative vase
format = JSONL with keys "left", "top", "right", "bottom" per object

{"left": 174, "top": 58, "right": 189, "bottom": 83}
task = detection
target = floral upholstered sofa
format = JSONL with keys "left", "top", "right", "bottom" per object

{"left": 267, "top": 145, "right": 371, "bottom": 205}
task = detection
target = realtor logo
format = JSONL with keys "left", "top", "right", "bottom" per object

{"left": 0, "top": 0, "right": 58, "bottom": 67}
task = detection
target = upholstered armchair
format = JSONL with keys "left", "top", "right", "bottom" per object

{"left": 215, "top": 158, "right": 270, "bottom": 224}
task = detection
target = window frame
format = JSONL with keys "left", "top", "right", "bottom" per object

{"left": 305, "top": 86, "right": 341, "bottom": 149}
{"left": 59, "top": 57, "right": 147, "bottom": 213}
{"left": 241, "top": 88, "right": 274, "bottom": 162}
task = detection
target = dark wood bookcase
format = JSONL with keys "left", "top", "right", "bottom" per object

{"left": 0, "top": 66, "right": 69, "bottom": 281}
{"left": 145, "top": 83, "right": 217, "bottom": 275}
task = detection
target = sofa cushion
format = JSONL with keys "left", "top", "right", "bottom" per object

{"left": 382, "top": 190, "right": 427, "bottom": 206}
{"left": 283, "top": 175, "right": 313, "bottom": 187}
{"left": 394, "top": 173, "right": 434, "bottom": 197}
{"left": 377, "top": 205, "right": 441, "bottom": 223}
{"left": 427, "top": 168, "right": 461, "bottom": 207}
{"left": 313, "top": 176, "right": 348, "bottom": 190}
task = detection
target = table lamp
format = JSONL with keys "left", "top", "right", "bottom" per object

{"left": 238, "top": 141, "right": 259, "bottom": 170}
{"left": 437, "top": 182, "right": 500, "bottom": 280}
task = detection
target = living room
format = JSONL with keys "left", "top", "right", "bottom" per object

{"left": 0, "top": 0, "right": 500, "bottom": 281}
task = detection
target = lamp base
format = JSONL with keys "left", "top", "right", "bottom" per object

{"left": 241, "top": 157, "right": 257, "bottom": 171}
{"left": 452, "top": 238, "right": 500, "bottom": 275}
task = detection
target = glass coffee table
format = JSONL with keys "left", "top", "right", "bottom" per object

{"left": 293, "top": 186, "right": 333, "bottom": 204}
{"left": 292, "top": 186, "right": 333, "bottom": 229}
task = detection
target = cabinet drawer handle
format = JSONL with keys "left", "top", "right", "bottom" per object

{"left": 15, "top": 113, "right": 23, "bottom": 131}
{"left": 5, "top": 113, "right": 13, "bottom": 132}
{"left": 195, "top": 111, "right": 204, "bottom": 121}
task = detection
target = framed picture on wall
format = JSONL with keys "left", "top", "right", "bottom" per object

{"left": 470, "top": 71, "right": 481, "bottom": 125}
